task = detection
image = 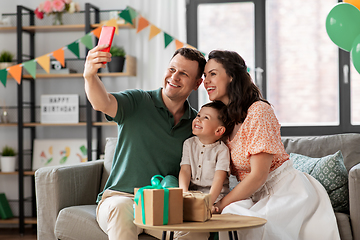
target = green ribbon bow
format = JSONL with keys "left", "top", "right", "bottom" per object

{"left": 134, "top": 175, "right": 178, "bottom": 225}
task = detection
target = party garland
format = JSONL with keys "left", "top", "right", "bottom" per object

{"left": 0, "top": 6, "right": 204, "bottom": 88}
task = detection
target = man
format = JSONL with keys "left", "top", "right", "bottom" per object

{"left": 83, "top": 45, "right": 206, "bottom": 240}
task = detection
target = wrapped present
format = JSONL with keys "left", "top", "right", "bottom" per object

{"left": 183, "top": 191, "right": 212, "bottom": 222}
{"left": 134, "top": 175, "right": 183, "bottom": 226}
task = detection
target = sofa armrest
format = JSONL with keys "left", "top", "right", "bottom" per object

{"left": 349, "top": 162, "right": 360, "bottom": 240}
{"left": 35, "top": 160, "right": 104, "bottom": 240}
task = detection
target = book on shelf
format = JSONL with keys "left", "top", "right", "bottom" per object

{"left": 0, "top": 193, "right": 13, "bottom": 219}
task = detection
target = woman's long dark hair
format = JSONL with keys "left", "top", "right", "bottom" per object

{"left": 208, "top": 50, "right": 270, "bottom": 124}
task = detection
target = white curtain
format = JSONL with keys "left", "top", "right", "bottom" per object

{"left": 127, "top": 0, "right": 187, "bottom": 91}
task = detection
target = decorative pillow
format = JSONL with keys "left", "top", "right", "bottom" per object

{"left": 290, "top": 150, "right": 349, "bottom": 213}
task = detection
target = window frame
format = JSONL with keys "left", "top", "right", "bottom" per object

{"left": 186, "top": 0, "right": 266, "bottom": 110}
{"left": 186, "top": 0, "right": 358, "bottom": 136}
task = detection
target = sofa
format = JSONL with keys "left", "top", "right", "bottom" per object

{"left": 35, "top": 133, "right": 360, "bottom": 240}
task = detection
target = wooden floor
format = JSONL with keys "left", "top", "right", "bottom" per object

{"left": 0, "top": 228, "right": 37, "bottom": 240}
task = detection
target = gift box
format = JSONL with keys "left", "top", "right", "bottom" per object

{"left": 183, "top": 191, "right": 212, "bottom": 222}
{"left": 134, "top": 187, "right": 183, "bottom": 226}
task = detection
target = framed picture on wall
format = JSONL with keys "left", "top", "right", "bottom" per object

{"left": 32, "top": 139, "right": 97, "bottom": 170}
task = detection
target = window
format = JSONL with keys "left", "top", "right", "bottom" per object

{"left": 187, "top": 0, "right": 265, "bottom": 111}
{"left": 266, "top": 0, "right": 339, "bottom": 126}
{"left": 187, "top": 0, "right": 359, "bottom": 136}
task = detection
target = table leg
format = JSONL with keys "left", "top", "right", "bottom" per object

{"left": 228, "top": 231, "right": 233, "bottom": 240}
{"left": 233, "top": 231, "right": 238, "bottom": 240}
{"left": 162, "top": 231, "right": 166, "bottom": 240}
{"left": 169, "top": 231, "right": 174, "bottom": 240}
{"left": 228, "top": 231, "right": 239, "bottom": 240}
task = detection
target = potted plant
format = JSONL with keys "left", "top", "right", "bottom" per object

{"left": 108, "top": 46, "right": 126, "bottom": 73}
{"left": 0, "top": 50, "right": 14, "bottom": 69}
{"left": 1, "top": 145, "right": 16, "bottom": 172}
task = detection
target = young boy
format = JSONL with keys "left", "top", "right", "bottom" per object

{"left": 178, "top": 100, "right": 234, "bottom": 207}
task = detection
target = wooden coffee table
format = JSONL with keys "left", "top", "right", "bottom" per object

{"left": 134, "top": 213, "right": 267, "bottom": 240}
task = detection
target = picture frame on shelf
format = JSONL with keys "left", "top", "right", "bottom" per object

{"left": 40, "top": 94, "right": 79, "bottom": 124}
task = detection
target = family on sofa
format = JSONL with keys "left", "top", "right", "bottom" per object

{"left": 35, "top": 46, "right": 359, "bottom": 240}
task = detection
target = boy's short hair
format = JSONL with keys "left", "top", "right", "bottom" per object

{"left": 201, "top": 101, "right": 235, "bottom": 139}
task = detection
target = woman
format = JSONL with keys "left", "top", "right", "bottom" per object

{"left": 203, "top": 50, "right": 340, "bottom": 240}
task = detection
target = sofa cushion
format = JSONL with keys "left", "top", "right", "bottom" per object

{"left": 291, "top": 150, "right": 349, "bottom": 213}
{"left": 282, "top": 133, "right": 360, "bottom": 172}
{"left": 335, "top": 212, "right": 353, "bottom": 240}
{"left": 100, "top": 137, "right": 117, "bottom": 192}
{"left": 55, "top": 205, "right": 108, "bottom": 240}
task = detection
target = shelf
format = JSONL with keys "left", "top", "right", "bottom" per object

{"left": 1, "top": 23, "right": 134, "bottom": 33}
{"left": 0, "top": 26, "right": 17, "bottom": 32}
{"left": 23, "top": 23, "right": 135, "bottom": 32}
{"left": 0, "top": 171, "right": 35, "bottom": 175}
{"left": 4, "top": 6, "right": 130, "bottom": 234}
{"left": 23, "top": 122, "right": 116, "bottom": 127}
{"left": 93, "top": 122, "right": 116, "bottom": 126}
{"left": 24, "top": 122, "right": 87, "bottom": 127}
{"left": 18, "top": 55, "right": 137, "bottom": 79}
{"left": 0, "top": 123, "right": 17, "bottom": 127}
{"left": 0, "top": 217, "right": 37, "bottom": 224}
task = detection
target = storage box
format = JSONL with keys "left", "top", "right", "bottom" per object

{"left": 183, "top": 191, "right": 212, "bottom": 222}
{"left": 134, "top": 188, "right": 183, "bottom": 226}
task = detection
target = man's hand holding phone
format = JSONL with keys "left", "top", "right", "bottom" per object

{"left": 97, "top": 26, "right": 115, "bottom": 64}
{"left": 83, "top": 26, "right": 115, "bottom": 78}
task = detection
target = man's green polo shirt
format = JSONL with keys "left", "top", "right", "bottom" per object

{"left": 96, "top": 88, "right": 197, "bottom": 203}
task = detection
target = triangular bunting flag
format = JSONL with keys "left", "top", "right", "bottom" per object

{"left": 37, "top": 54, "right": 51, "bottom": 74}
{"left": 52, "top": 48, "right": 65, "bottom": 67}
{"left": 67, "top": 41, "right": 80, "bottom": 59}
{"left": 0, "top": 69, "right": 7, "bottom": 87}
{"left": 164, "top": 32, "right": 174, "bottom": 48}
{"left": 119, "top": 9, "right": 133, "bottom": 25}
{"left": 175, "top": 39, "right": 184, "bottom": 50}
{"left": 136, "top": 16, "right": 149, "bottom": 33}
{"left": 23, "top": 60, "right": 37, "bottom": 79}
{"left": 106, "top": 18, "right": 119, "bottom": 35}
{"left": 92, "top": 27, "right": 102, "bottom": 39}
{"left": 128, "top": 6, "right": 138, "bottom": 20}
{"left": 8, "top": 64, "right": 22, "bottom": 84}
{"left": 149, "top": 24, "right": 161, "bottom": 40}
{"left": 186, "top": 44, "right": 197, "bottom": 49}
{"left": 80, "top": 34, "right": 94, "bottom": 50}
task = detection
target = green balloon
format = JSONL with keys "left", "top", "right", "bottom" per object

{"left": 326, "top": 3, "right": 360, "bottom": 52}
{"left": 351, "top": 34, "right": 360, "bottom": 74}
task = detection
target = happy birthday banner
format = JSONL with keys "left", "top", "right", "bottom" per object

{"left": 0, "top": 6, "right": 204, "bottom": 88}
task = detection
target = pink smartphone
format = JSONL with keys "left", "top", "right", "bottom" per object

{"left": 97, "top": 26, "right": 115, "bottom": 63}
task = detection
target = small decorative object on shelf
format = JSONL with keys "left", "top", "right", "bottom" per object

{"left": 0, "top": 14, "right": 11, "bottom": 27}
{"left": 108, "top": 45, "right": 126, "bottom": 72}
{"left": 0, "top": 50, "right": 14, "bottom": 70}
{"left": 1, "top": 105, "right": 9, "bottom": 123}
{"left": 1, "top": 145, "right": 17, "bottom": 173}
{"left": 34, "top": 0, "right": 80, "bottom": 25}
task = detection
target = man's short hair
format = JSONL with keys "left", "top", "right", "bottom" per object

{"left": 172, "top": 47, "right": 206, "bottom": 79}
